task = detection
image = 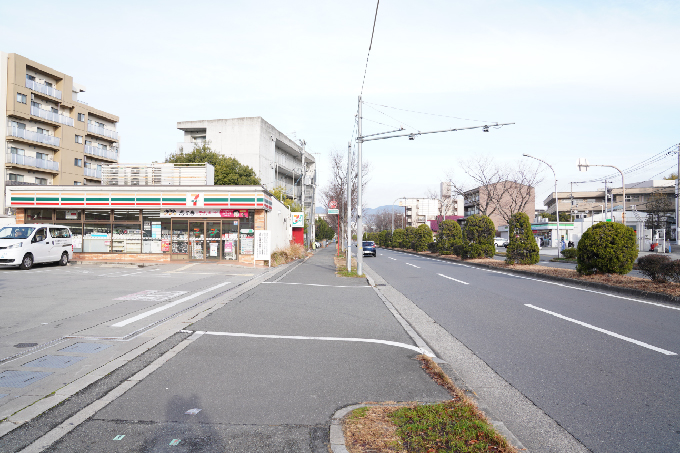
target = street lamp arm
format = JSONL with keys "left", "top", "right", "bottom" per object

{"left": 360, "top": 123, "right": 515, "bottom": 142}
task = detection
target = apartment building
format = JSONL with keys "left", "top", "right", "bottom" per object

{"left": 177, "top": 117, "right": 316, "bottom": 233}
{"left": 543, "top": 180, "right": 675, "bottom": 217}
{"left": 463, "top": 181, "right": 535, "bottom": 228}
{"left": 402, "top": 198, "right": 440, "bottom": 227}
{"left": 102, "top": 163, "right": 214, "bottom": 186}
{"left": 0, "top": 52, "right": 119, "bottom": 213}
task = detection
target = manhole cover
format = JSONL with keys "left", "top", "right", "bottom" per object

{"left": 376, "top": 283, "right": 387, "bottom": 286}
{"left": 0, "top": 371, "right": 52, "bottom": 388}
{"left": 14, "top": 343, "right": 38, "bottom": 348}
{"left": 59, "top": 343, "right": 111, "bottom": 354}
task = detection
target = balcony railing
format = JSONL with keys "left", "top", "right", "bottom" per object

{"left": 6, "top": 153, "right": 59, "bottom": 172}
{"left": 25, "top": 79, "right": 62, "bottom": 100}
{"left": 7, "top": 125, "right": 60, "bottom": 147}
{"left": 84, "top": 144, "right": 119, "bottom": 161}
{"left": 84, "top": 167, "right": 102, "bottom": 179}
{"left": 87, "top": 123, "right": 118, "bottom": 140}
{"left": 30, "top": 106, "right": 74, "bottom": 126}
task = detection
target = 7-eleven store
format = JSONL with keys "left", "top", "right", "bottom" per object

{"left": 6, "top": 185, "right": 283, "bottom": 264}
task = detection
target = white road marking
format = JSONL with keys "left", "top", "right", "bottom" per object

{"left": 167, "top": 263, "right": 199, "bottom": 273}
{"left": 388, "top": 257, "right": 397, "bottom": 261}
{"left": 191, "top": 330, "right": 434, "bottom": 356}
{"left": 525, "top": 304, "right": 677, "bottom": 356}
{"left": 111, "top": 282, "right": 231, "bottom": 327}
{"left": 437, "top": 273, "right": 469, "bottom": 285}
{"left": 262, "top": 282, "right": 371, "bottom": 288}
{"left": 405, "top": 263, "right": 420, "bottom": 268}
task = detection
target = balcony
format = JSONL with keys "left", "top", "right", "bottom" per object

{"left": 87, "top": 123, "right": 118, "bottom": 140}
{"left": 84, "top": 144, "right": 119, "bottom": 161}
{"left": 6, "top": 153, "right": 59, "bottom": 172}
{"left": 84, "top": 167, "right": 102, "bottom": 179}
{"left": 7, "top": 125, "right": 60, "bottom": 147}
{"left": 25, "top": 79, "right": 62, "bottom": 100}
{"left": 30, "top": 106, "right": 74, "bottom": 127}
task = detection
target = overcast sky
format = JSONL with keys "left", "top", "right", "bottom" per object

{"left": 3, "top": 0, "right": 678, "bottom": 209}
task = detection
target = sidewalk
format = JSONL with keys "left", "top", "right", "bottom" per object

{"left": 41, "top": 247, "right": 448, "bottom": 452}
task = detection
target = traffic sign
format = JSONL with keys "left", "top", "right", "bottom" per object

{"left": 329, "top": 200, "right": 338, "bottom": 209}
{"left": 328, "top": 209, "right": 339, "bottom": 215}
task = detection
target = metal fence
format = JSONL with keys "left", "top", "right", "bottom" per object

{"left": 25, "top": 79, "right": 62, "bottom": 100}
{"left": 87, "top": 123, "right": 118, "bottom": 140}
{"left": 7, "top": 126, "right": 60, "bottom": 147}
{"left": 84, "top": 144, "right": 119, "bottom": 161}
{"left": 6, "top": 153, "right": 59, "bottom": 171}
{"left": 30, "top": 106, "right": 74, "bottom": 126}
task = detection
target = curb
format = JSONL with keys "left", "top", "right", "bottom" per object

{"left": 70, "top": 261, "right": 159, "bottom": 268}
{"left": 385, "top": 248, "right": 680, "bottom": 307}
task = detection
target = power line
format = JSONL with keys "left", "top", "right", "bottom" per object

{"left": 365, "top": 104, "right": 419, "bottom": 132}
{"left": 359, "top": 0, "right": 380, "bottom": 99}
{"left": 362, "top": 117, "right": 400, "bottom": 129}
{"left": 363, "top": 101, "right": 494, "bottom": 123}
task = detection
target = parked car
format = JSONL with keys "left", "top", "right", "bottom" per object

{"left": 0, "top": 224, "right": 73, "bottom": 270}
{"left": 494, "top": 237, "right": 507, "bottom": 247}
{"left": 356, "top": 240, "right": 377, "bottom": 257}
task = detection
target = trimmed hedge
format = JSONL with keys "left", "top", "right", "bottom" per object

{"left": 505, "top": 212, "right": 540, "bottom": 265}
{"left": 461, "top": 215, "right": 495, "bottom": 259}
{"left": 576, "top": 222, "right": 638, "bottom": 275}
{"left": 437, "top": 220, "right": 462, "bottom": 254}
{"left": 635, "top": 254, "right": 680, "bottom": 282}
{"left": 561, "top": 248, "right": 578, "bottom": 259}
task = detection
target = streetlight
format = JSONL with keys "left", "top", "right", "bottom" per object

{"left": 578, "top": 159, "right": 625, "bottom": 225}
{"left": 392, "top": 197, "right": 405, "bottom": 232}
{"left": 592, "top": 203, "right": 604, "bottom": 227}
{"left": 523, "top": 154, "right": 560, "bottom": 256}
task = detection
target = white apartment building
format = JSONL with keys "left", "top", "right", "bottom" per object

{"left": 101, "top": 163, "right": 215, "bottom": 186}
{"left": 177, "top": 117, "right": 316, "bottom": 236}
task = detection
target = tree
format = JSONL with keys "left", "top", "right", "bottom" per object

{"left": 644, "top": 192, "right": 674, "bottom": 239}
{"left": 413, "top": 224, "right": 434, "bottom": 252}
{"left": 437, "top": 220, "right": 462, "bottom": 253}
{"left": 270, "top": 186, "right": 302, "bottom": 212}
{"left": 576, "top": 222, "right": 637, "bottom": 275}
{"left": 320, "top": 148, "right": 370, "bottom": 248}
{"left": 315, "top": 217, "right": 335, "bottom": 241}
{"left": 367, "top": 208, "right": 405, "bottom": 232}
{"left": 461, "top": 214, "right": 495, "bottom": 259}
{"left": 392, "top": 228, "right": 405, "bottom": 248}
{"left": 168, "top": 143, "right": 260, "bottom": 185}
{"left": 541, "top": 212, "right": 570, "bottom": 222}
{"left": 505, "top": 212, "right": 540, "bottom": 265}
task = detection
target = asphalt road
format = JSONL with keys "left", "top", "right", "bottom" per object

{"left": 0, "top": 261, "right": 268, "bottom": 427}
{"left": 367, "top": 248, "right": 680, "bottom": 453}
{"left": 9, "top": 248, "right": 448, "bottom": 452}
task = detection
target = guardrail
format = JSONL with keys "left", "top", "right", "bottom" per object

{"left": 25, "top": 79, "right": 62, "bottom": 100}
{"left": 30, "top": 106, "right": 74, "bottom": 126}
{"left": 7, "top": 126, "right": 60, "bottom": 147}
{"left": 6, "top": 153, "right": 59, "bottom": 171}
{"left": 84, "top": 144, "right": 119, "bottom": 161}
{"left": 87, "top": 123, "right": 118, "bottom": 140}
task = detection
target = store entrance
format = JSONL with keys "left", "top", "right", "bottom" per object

{"left": 178, "top": 219, "right": 240, "bottom": 261}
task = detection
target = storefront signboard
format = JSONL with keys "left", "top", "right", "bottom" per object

{"left": 241, "top": 237, "right": 254, "bottom": 255}
{"left": 65, "top": 211, "right": 79, "bottom": 220}
{"left": 291, "top": 212, "right": 304, "bottom": 228}
{"left": 254, "top": 230, "right": 271, "bottom": 262}
{"left": 160, "top": 209, "right": 249, "bottom": 218}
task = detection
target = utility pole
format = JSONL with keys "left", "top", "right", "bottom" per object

{"left": 357, "top": 96, "right": 364, "bottom": 276}
{"left": 676, "top": 144, "right": 679, "bottom": 245}
{"left": 603, "top": 180, "right": 608, "bottom": 221}
{"left": 347, "top": 142, "right": 352, "bottom": 271}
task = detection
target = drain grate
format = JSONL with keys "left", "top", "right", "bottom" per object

{"left": 0, "top": 371, "right": 53, "bottom": 388}
{"left": 14, "top": 343, "right": 38, "bottom": 348}
{"left": 23, "top": 355, "right": 86, "bottom": 369}
{"left": 59, "top": 343, "right": 111, "bottom": 354}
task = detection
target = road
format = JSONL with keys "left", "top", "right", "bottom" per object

{"left": 367, "top": 248, "right": 680, "bottom": 453}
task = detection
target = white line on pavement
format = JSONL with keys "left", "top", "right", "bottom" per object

{"left": 525, "top": 304, "right": 677, "bottom": 356}
{"left": 405, "top": 263, "right": 420, "bottom": 268}
{"left": 262, "top": 282, "right": 371, "bottom": 288}
{"left": 437, "top": 273, "right": 469, "bottom": 285}
{"left": 111, "top": 282, "right": 231, "bottom": 327}
{"left": 190, "top": 330, "right": 432, "bottom": 355}
{"left": 388, "top": 257, "right": 397, "bottom": 261}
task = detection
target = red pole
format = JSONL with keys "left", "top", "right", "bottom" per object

{"left": 337, "top": 215, "right": 340, "bottom": 257}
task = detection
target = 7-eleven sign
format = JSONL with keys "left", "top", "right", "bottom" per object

{"left": 186, "top": 193, "right": 204, "bottom": 207}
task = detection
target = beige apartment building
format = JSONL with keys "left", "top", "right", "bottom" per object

{"left": 463, "top": 181, "right": 535, "bottom": 228}
{"left": 0, "top": 52, "right": 119, "bottom": 213}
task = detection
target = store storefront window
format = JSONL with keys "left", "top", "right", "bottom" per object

{"left": 83, "top": 224, "right": 111, "bottom": 252}
{"left": 171, "top": 220, "right": 188, "bottom": 257}
{"left": 26, "top": 209, "right": 52, "bottom": 222}
{"left": 142, "top": 211, "right": 170, "bottom": 254}
{"left": 56, "top": 210, "right": 82, "bottom": 221}
{"left": 113, "top": 224, "right": 142, "bottom": 253}
{"left": 85, "top": 210, "right": 111, "bottom": 221}
{"left": 70, "top": 226, "right": 83, "bottom": 252}
{"left": 113, "top": 210, "right": 140, "bottom": 221}
{"left": 239, "top": 210, "right": 255, "bottom": 256}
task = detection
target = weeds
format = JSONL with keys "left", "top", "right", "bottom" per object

{"left": 270, "top": 243, "right": 306, "bottom": 266}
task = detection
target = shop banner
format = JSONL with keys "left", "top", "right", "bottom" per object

{"left": 291, "top": 212, "right": 304, "bottom": 228}
{"left": 254, "top": 230, "right": 271, "bottom": 261}
{"left": 160, "top": 209, "right": 249, "bottom": 218}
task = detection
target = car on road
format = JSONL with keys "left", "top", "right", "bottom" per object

{"left": 0, "top": 224, "right": 73, "bottom": 270}
{"left": 356, "top": 240, "right": 377, "bottom": 257}
{"left": 494, "top": 237, "right": 508, "bottom": 247}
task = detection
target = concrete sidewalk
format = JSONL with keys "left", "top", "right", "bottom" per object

{"left": 38, "top": 247, "right": 448, "bottom": 452}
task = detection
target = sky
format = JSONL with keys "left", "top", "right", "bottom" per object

{"left": 2, "top": 0, "right": 679, "bottom": 209}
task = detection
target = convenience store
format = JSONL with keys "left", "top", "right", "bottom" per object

{"left": 6, "top": 185, "right": 289, "bottom": 264}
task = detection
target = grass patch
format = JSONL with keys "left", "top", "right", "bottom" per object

{"left": 550, "top": 258, "right": 577, "bottom": 263}
{"left": 270, "top": 243, "right": 306, "bottom": 266}
{"left": 334, "top": 256, "right": 365, "bottom": 278}
{"left": 343, "top": 356, "right": 517, "bottom": 453}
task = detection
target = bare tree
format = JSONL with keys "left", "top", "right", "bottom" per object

{"left": 494, "top": 162, "right": 544, "bottom": 224}
{"left": 320, "top": 148, "right": 370, "bottom": 245}
{"left": 366, "top": 209, "right": 405, "bottom": 232}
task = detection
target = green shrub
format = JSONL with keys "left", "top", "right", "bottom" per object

{"left": 413, "top": 224, "right": 434, "bottom": 252}
{"left": 561, "top": 248, "right": 578, "bottom": 259}
{"left": 461, "top": 215, "right": 495, "bottom": 259}
{"left": 505, "top": 212, "right": 540, "bottom": 265}
{"left": 576, "top": 222, "right": 638, "bottom": 275}
{"left": 437, "top": 220, "right": 462, "bottom": 253}
{"left": 637, "top": 255, "right": 672, "bottom": 282}
{"left": 404, "top": 226, "right": 417, "bottom": 250}
{"left": 392, "top": 228, "right": 405, "bottom": 248}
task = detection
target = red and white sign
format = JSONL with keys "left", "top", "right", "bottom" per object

{"left": 329, "top": 200, "right": 337, "bottom": 209}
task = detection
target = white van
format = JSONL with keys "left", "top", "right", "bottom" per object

{"left": 0, "top": 224, "right": 73, "bottom": 270}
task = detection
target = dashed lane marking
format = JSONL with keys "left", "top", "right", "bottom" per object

{"left": 437, "top": 273, "right": 469, "bottom": 285}
{"left": 405, "top": 263, "right": 420, "bottom": 268}
{"left": 262, "top": 282, "right": 371, "bottom": 288}
{"left": 525, "top": 304, "right": 677, "bottom": 356}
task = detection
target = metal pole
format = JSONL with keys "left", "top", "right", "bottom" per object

{"left": 603, "top": 180, "right": 608, "bottom": 221}
{"left": 391, "top": 197, "right": 403, "bottom": 233}
{"left": 347, "top": 142, "right": 352, "bottom": 271}
{"left": 523, "top": 154, "right": 559, "bottom": 257}
{"left": 676, "top": 144, "right": 679, "bottom": 245}
{"left": 357, "top": 96, "right": 364, "bottom": 276}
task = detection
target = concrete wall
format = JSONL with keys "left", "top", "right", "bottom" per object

{"left": 267, "top": 196, "right": 292, "bottom": 252}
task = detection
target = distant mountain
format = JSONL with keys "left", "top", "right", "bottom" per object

{"left": 315, "top": 204, "right": 402, "bottom": 215}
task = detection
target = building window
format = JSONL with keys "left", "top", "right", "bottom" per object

{"left": 75, "top": 135, "right": 83, "bottom": 144}
{"left": 77, "top": 113, "right": 85, "bottom": 122}
{"left": 26, "top": 74, "right": 35, "bottom": 81}
{"left": 16, "top": 93, "right": 27, "bottom": 104}
{"left": 84, "top": 161, "right": 91, "bottom": 169}
{"left": 26, "top": 209, "right": 52, "bottom": 221}
{"left": 10, "top": 147, "right": 25, "bottom": 156}
{"left": 34, "top": 177, "right": 48, "bottom": 185}
{"left": 36, "top": 152, "right": 48, "bottom": 160}
{"left": 74, "top": 158, "right": 83, "bottom": 167}
{"left": 8, "top": 173, "right": 24, "bottom": 182}
{"left": 74, "top": 181, "right": 83, "bottom": 185}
